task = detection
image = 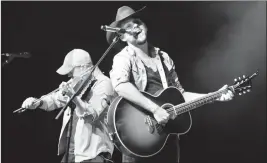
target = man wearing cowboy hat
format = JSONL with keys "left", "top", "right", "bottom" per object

{"left": 108, "top": 6, "right": 234, "bottom": 163}
{"left": 21, "top": 49, "right": 115, "bottom": 163}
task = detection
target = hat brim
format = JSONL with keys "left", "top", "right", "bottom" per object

{"left": 56, "top": 64, "right": 73, "bottom": 75}
{"left": 106, "top": 6, "right": 146, "bottom": 45}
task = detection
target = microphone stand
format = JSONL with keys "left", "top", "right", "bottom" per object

{"left": 2, "top": 52, "right": 31, "bottom": 67}
{"left": 56, "top": 35, "right": 120, "bottom": 163}
{"left": 2, "top": 55, "right": 15, "bottom": 67}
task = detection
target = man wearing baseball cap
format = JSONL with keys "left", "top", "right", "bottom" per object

{"left": 21, "top": 49, "right": 115, "bottom": 163}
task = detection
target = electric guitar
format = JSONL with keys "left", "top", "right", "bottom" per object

{"left": 107, "top": 71, "right": 259, "bottom": 158}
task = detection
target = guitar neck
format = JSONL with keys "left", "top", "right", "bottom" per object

{"left": 173, "top": 88, "right": 229, "bottom": 116}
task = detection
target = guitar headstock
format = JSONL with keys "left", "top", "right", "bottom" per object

{"left": 231, "top": 70, "right": 259, "bottom": 96}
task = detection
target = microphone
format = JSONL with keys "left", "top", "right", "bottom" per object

{"left": 2, "top": 52, "right": 31, "bottom": 58}
{"left": 101, "top": 25, "right": 141, "bottom": 35}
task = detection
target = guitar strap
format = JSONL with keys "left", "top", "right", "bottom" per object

{"left": 159, "top": 51, "right": 172, "bottom": 72}
{"left": 158, "top": 50, "right": 172, "bottom": 85}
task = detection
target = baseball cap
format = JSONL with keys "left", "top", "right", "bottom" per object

{"left": 56, "top": 49, "right": 92, "bottom": 75}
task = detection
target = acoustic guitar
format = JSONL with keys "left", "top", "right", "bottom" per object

{"left": 107, "top": 71, "right": 258, "bottom": 158}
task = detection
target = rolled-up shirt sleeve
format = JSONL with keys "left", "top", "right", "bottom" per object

{"left": 39, "top": 90, "right": 67, "bottom": 111}
{"left": 75, "top": 79, "right": 114, "bottom": 121}
{"left": 109, "top": 52, "right": 132, "bottom": 90}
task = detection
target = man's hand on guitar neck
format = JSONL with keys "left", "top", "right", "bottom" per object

{"left": 216, "top": 85, "right": 235, "bottom": 102}
{"left": 182, "top": 85, "right": 234, "bottom": 103}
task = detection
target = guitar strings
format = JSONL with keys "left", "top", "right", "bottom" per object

{"left": 164, "top": 89, "right": 227, "bottom": 115}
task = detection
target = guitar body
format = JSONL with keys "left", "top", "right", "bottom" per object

{"left": 107, "top": 87, "right": 192, "bottom": 158}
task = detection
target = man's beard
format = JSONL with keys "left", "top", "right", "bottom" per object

{"left": 138, "top": 30, "right": 148, "bottom": 45}
{"left": 135, "top": 35, "right": 147, "bottom": 45}
{"left": 136, "top": 39, "right": 147, "bottom": 45}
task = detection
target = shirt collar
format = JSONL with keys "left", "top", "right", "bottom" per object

{"left": 127, "top": 43, "right": 160, "bottom": 57}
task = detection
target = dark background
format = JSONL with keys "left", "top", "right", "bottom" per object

{"left": 1, "top": 1, "right": 266, "bottom": 163}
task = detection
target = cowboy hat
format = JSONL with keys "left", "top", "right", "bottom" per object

{"left": 106, "top": 6, "right": 146, "bottom": 45}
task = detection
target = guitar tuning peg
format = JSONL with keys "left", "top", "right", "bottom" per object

{"left": 239, "top": 92, "right": 242, "bottom": 95}
{"left": 234, "top": 78, "right": 237, "bottom": 82}
{"left": 247, "top": 89, "right": 250, "bottom": 92}
{"left": 243, "top": 75, "right": 246, "bottom": 78}
{"left": 239, "top": 77, "right": 241, "bottom": 80}
{"left": 243, "top": 91, "right": 246, "bottom": 94}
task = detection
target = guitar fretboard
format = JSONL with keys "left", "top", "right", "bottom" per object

{"left": 171, "top": 89, "right": 228, "bottom": 116}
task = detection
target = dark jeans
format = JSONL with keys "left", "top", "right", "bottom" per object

{"left": 61, "top": 152, "right": 112, "bottom": 163}
{"left": 122, "top": 135, "right": 180, "bottom": 163}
